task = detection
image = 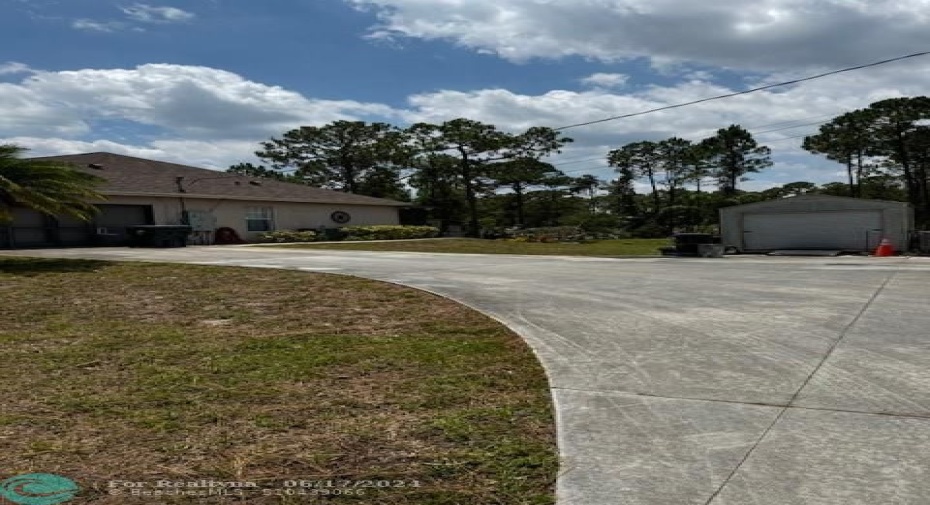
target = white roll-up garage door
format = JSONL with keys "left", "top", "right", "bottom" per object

{"left": 743, "top": 211, "right": 883, "bottom": 251}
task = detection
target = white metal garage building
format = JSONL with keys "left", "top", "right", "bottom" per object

{"left": 719, "top": 195, "right": 914, "bottom": 253}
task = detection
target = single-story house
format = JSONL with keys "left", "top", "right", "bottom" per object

{"left": 1, "top": 152, "right": 410, "bottom": 249}
{"left": 719, "top": 194, "right": 914, "bottom": 253}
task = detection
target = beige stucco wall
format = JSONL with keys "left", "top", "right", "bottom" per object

{"left": 98, "top": 194, "right": 401, "bottom": 242}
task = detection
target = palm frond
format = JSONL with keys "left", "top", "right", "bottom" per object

{"left": 0, "top": 144, "right": 106, "bottom": 224}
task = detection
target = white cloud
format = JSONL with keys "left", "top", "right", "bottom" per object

{"left": 0, "top": 62, "right": 34, "bottom": 75}
{"left": 0, "top": 64, "right": 402, "bottom": 169}
{"left": 2, "top": 64, "right": 397, "bottom": 140}
{"left": 404, "top": 60, "right": 930, "bottom": 143}
{"left": 72, "top": 19, "right": 128, "bottom": 33}
{"left": 397, "top": 59, "right": 930, "bottom": 187}
{"left": 0, "top": 81, "right": 90, "bottom": 137}
{"left": 3, "top": 60, "right": 930, "bottom": 187}
{"left": 121, "top": 4, "right": 195, "bottom": 23}
{"left": 0, "top": 137, "right": 258, "bottom": 171}
{"left": 71, "top": 4, "right": 194, "bottom": 33}
{"left": 580, "top": 73, "right": 629, "bottom": 89}
{"left": 0, "top": 137, "right": 169, "bottom": 160}
{"left": 349, "top": 0, "right": 930, "bottom": 70}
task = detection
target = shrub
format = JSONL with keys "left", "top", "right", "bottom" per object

{"left": 340, "top": 225, "right": 440, "bottom": 241}
{"left": 509, "top": 226, "right": 585, "bottom": 243}
{"left": 256, "top": 230, "right": 317, "bottom": 243}
{"left": 562, "top": 214, "right": 624, "bottom": 236}
{"left": 630, "top": 223, "right": 669, "bottom": 239}
{"left": 313, "top": 228, "right": 346, "bottom": 242}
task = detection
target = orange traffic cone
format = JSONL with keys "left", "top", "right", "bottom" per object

{"left": 873, "top": 238, "right": 895, "bottom": 257}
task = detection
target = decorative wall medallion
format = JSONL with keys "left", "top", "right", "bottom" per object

{"left": 330, "top": 211, "right": 351, "bottom": 224}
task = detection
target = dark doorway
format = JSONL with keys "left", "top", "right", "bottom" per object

{"left": 1, "top": 204, "right": 154, "bottom": 249}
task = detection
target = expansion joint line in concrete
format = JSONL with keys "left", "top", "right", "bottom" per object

{"left": 700, "top": 269, "right": 901, "bottom": 505}
{"left": 549, "top": 387, "right": 930, "bottom": 420}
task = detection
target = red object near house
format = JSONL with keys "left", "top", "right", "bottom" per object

{"left": 214, "top": 227, "right": 246, "bottom": 245}
{"left": 873, "top": 238, "right": 895, "bottom": 257}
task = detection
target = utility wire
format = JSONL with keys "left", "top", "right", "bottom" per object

{"left": 752, "top": 120, "right": 828, "bottom": 135}
{"left": 550, "top": 106, "right": 878, "bottom": 171}
{"left": 249, "top": 53, "right": 926, "bottom": 184}
{"left": 743, "top": 113, "right": 839, "bottom": 131}
{"left": 758, "top": 132, "right": 818, "bottom": 143}
{"left": 563, "top": 166, "right": 614, "bottom": 175}
{"left": 263, "top": 97, "right": 860, "bottom": 177}
{"left": 265, "top": 51, "right": 921, "bottom": 182}
{"left": 548, "top": 121, "right": 827, "bottom": 170}
{"left": 552, "top": 113, "right": 837, "bottom": 166}
{"left": 553, "top": 50, "right": 930, "bottom": 131}
{"left": 548, "top": 111, "right": 855, "bottom": 169}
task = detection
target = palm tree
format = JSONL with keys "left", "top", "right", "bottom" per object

{"left": 0, "top": 145, "right": 105, "bottom": 223}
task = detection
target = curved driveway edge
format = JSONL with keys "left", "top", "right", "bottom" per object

{"left": 4, "top": 247, "right": 930, "bottom": 505}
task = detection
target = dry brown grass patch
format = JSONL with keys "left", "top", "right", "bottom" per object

{"left": 0, "top": 258, "right": 556, "bottom": 504}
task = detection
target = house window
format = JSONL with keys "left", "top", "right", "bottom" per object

{"left": 246, "top": 207, "right": 274, "bottom": 232}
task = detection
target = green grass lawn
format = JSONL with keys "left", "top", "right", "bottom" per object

{"left": 0, "top": 257, "right": 556, "bottom": 504}
{"left": 271, "top": 238, "right": 669, "bottom": 256}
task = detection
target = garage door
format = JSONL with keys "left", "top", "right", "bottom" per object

{"left": 1, "top": 204, "right": 152, "bottom": 249}
{"left": 743, "top": 211, "right": 883, "bottom": 251}
{"left": 3, "top": 208, "right": 53, "bottom": 248}
{"left": 96, "top": 205, "right": 152, "bottom": 236}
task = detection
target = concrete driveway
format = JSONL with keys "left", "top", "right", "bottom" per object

{"left": 3, "top": 246, "right": 930, "bottom": 505}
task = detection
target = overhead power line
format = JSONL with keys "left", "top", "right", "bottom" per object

{"left": 759, "top": 132, "right": 817, "bottom": 144}
{"left": 743, "top": 113, "right": 839, "bottom": 131}
{"left": 752, "top": 119, "right": 829, "bottom": 136}
{"left": 553, "top": 50, "right": 930, "bottom": 131}
{"left": 549, "top": 118, "right": 829, "bottom": 170}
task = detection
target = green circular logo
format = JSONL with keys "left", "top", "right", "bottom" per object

{"left": 0, "top": 474, "right": 78, "bottom": 505}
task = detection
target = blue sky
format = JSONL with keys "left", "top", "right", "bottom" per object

{"left": 3, "top": 0, "right": 930, "bottom": 190}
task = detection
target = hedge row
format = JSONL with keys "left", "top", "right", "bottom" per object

{"left": 342, "top": 225, "right": 440, "bottom": 241}
{"left": 257, "top": 226, "right": 440, "bottom": 243}
{"left": 507, "top": 226, "right": 586, "bottom": 242}
{"left": 257, "top": 230, "right": 318, "bottom": 243}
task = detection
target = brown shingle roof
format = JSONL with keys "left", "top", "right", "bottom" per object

{"left": 29, "top": 152, "right": 409, "bottom": 207}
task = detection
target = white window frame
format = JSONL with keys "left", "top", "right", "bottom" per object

{"left": 245, "top": 206, "right": 275, "bottom": 232}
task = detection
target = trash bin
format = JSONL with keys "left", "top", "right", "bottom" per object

{"left": 126, "top": 225, "right": 192, "bottom": 248}
{"left": 919, "top": 231, "right": 930, "bottom": 255}
{"left": 697, "top": 244, "right": 725, "bottom": 258}
{"left": 672, "top": 233, "right": 715, "bottom": 255}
